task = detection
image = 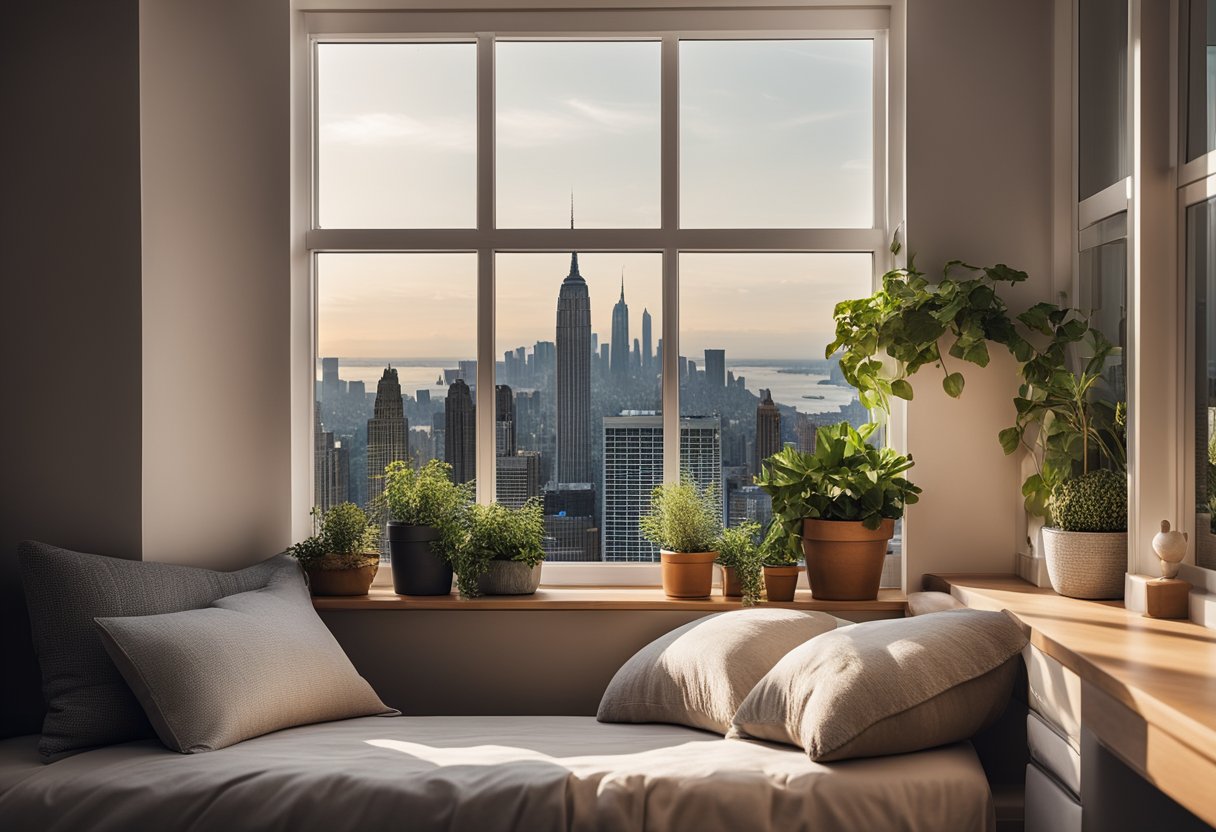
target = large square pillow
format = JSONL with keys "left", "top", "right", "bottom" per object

{"left": 94, "top": 561, "right": 395, "bottom": 753}
{"left": 18, "top": 541, "right": 289, "bottom": 760}
{"left": 597, "top": 608, "right": 841, "bottom": 734}
{"left": 729, "top": 609, "right": 1028, "bottom": 761}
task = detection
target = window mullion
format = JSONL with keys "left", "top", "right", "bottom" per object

{"left": 660, "top": 33, "right": 680, "bottom": 486}
{"left": 475, "top": 32, "right": 496, "bottom": 505}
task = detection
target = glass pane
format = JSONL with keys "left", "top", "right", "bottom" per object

{"left": 1190, "top": 198, "right": 1216, "bottom": 569}
{"left": 680, "top": 39, "right": 873, "bottom": 229}
{"left": 1077, "top": 0, "right": 1128, "bottom": 200}
{"left": 678, "top": 254, "right": 890, "bottom": 581}
{"left": 1077, "top": 236, "right": 1128, "bottom": 402}
{"left": 316, "top": 253, "right": 478, "bottom": 557}
{"left": 1186, "top": 0, "right": 1216, "bottom": 160}
{"left": 317, "top": 43, "right": 476, "bottom": 228}
{"left": 496, "top": 41, "right": 661, "bottom": 228}
{"left": 496, "top": 252, "right": 662, "bottom": 561}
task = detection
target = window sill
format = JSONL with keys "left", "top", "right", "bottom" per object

{"left": 313, "top": 586, "right": 908, "bottom": 612}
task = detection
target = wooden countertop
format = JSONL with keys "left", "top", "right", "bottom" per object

{"left": 314, "top": 586, "right": 907, "bottom": 613}
{"left": 925, "top": 574, "right": 1216, "bottom": 826}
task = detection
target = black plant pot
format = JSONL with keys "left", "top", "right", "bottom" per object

{"left": 387, "top": 522, "right": 453, "bottom": 596}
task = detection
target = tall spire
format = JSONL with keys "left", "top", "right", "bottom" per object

{"left": 570, "top": 190, "right": 575, "bottom": 230}
{"left": 568, "top": 191, "right": 580, "bottom": 277}
{"left": 620, "top": 268, "right": 625, "bottom": 302}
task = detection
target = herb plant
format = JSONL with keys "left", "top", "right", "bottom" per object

{"left": 716, "top": 520, "right": 764, "bottom": 606}
{"left": 381, "top": 459, "right": 473, "bottom": 562}
{"left": 450, "top": 499, "right": 545, "bottom": 598}
{"left": 639, "top": 478, "right": 723, "bottom": 554}
{"left": 287, "top": 502, "right": 380, "bottom": 570}
{"left": 759, "top": 519, "right": 802, "bottom": 567}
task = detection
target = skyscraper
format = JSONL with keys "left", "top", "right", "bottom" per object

{"left": 321, "top": 357, "right": 340, "bottom": 404}
{"left": 543, "top": 483, "right": 600, "bottom": 561}
{"left": 755, "top": 388, "right": 781, "bottom": 473}
{"left": 641, "top": 308, "right": 653, "bottom": 371}
{"left": 495, "top": 383, "right": 516, "bottom": 457}
{"left": 632, "top": 338, "right": 642, "bottom": 371}
{"left": 555, "top": 251, "right": 592, "bottom": 484}
{"left": 602, "top": 413, "right": 721, "bottom": 562}
{"left": 610, "top": 277, "right": 630, "bottom": 381}
{"left": 445, "top": 378, "right": 476, "bottom": 484}
{"left": 497, "top": 451, "right": 541, "bottom": 509}
{"left": 704, "top": 349, "right": 726, "bottom": 388}
{"left": 366, "top": 367, "right": 409, "bottom": 511}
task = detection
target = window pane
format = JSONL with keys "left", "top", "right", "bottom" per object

{"left": 317, "top": 43, "right": 476, "bottom": 228}
{"left": 496, "top": 253, "right": 662, "bottom": 561}
{"left": 315, "top": 253, "right": 477, "bottom": 558}
{"left": 1190, "top": 198, "right": 1216, "bottom": 569}
{"left": 496, "top": 41, "right": 661, "bottom": 228}
{"left": 680, "top": 40, "right": 873, "bottom": 229}
{"left": 1186, "top": 0, "right": 1216, "bottom": 161}
{"left": 1077, "top": 0, "right": 1128, "bottom": 199}
{"left": 678, "top": 254, "right": 894, "bottom": 582}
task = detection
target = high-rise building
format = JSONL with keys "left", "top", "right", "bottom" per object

{"left": 497, "top": 451, "right": 541, "bottom": 508}
{"left": 704, "top": 349, "right": 726, "bottom": 388}
{"left": 556, "top": 251, "right": 592, "bottom": 484}
{"left": 458, "top": 360, "right": 477, "bottom": 388}
{"left": 642, "top": 308, "right": 653, "bottom": 370}
{"left": 755, "top": 388, "right": 781, "bottom": 473}
{"left": 416, "top": 389, "right": 431, "bottom": 407}
{"left": 610, "top": 278, "right": 630, "bottom": 380}
{"left": 542, "top": 483, "right": 600, "bottom": 561}
{"left": 347, "top": 379, "right": 366, "bottom": 403}
{"left": 321, "top": 357, "right": 340, "bottom": 404}
{"left": 601, "top": 413, "right": 721, "bottom": 562}
{"left": 795, "top": 413, "right": 819, "bottom": 454}
{"left": 445, "top": 378, "right": 476, "bottom": 484}
{"left": 366, "top": 367, "right": 409, "bottom": 512}
{"left": 495, "top": 383, "right": 516, "bottom": 457}
{"left": 632, "top": 338, "right": 642, "bottom": 371}
{"left": 656, "top": 338, "right": 663, "bottom": 368}
{"left": 431, "top": 412, "right": 445, "bottom": 462}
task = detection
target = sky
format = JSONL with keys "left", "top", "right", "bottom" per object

{"left": 315, "top": 38, "right": 875, "bottom": 362}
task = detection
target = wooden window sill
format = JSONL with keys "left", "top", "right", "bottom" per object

{"left": 313, "top": 586, "right": 908, "bottom": 612}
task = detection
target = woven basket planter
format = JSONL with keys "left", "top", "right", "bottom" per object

{"left": 1041, "top": 527, "right": 1127, "bottom": 600}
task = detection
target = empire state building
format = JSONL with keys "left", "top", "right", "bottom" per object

{"left": 555, "top": 250, "right": 592, "bottom": 484}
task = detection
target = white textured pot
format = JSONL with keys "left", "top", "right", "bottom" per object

{"left": 475, "top": 561, "right": 542, "bottom": 596}
{"left": 1041, "top": 527, "right": 1127, "bottom": 600}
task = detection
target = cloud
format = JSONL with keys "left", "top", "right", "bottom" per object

{"left": 497, "top": 98, "right": 657, "bottom": 148}
{"left": 320, "top": 112, "right": 475, "bottom": 152}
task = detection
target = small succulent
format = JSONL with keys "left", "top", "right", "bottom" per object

{"left": 1047, "top": 469, "right": 1127, "bottom": 533}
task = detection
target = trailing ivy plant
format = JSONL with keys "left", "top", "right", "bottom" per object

{"left": 450, "top": 499, "right": 545, "bottom": 598}
{"left": 716, "top": 520, "right": 764, "bottom": 606}
{"left": 287, "top": 502, "right": 380, "bottom": 570}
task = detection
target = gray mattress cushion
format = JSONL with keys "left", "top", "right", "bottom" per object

{"left": 95, "top": 563, "right": 396, "bottom": 753}
{"left": 17, "top": 541, "right": 289, "bottom": 761}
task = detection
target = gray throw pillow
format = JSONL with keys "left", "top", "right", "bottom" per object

{"left": 597, "top": 608, "right": 841, "bottom": 734}
{"left": 729, "top": 609, "right": 1028, "bottom": 761}
{"left": 94, "top": 563, "right": 395, "bottom": 753}
{"left": 18, "top": 541, "right": 289, "bottom": 760}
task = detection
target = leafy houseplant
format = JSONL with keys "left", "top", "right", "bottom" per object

{"left": 381, "top": 459, "right": 472, "bottom": 596}
{"left": 451, "top": 499, "right": 546, "bottom": 598}
{"left": 640, "top": 478, "right": 723, "bottom": 599}
{"left": 716, "top": 521, "right": 764, "bottom": 606}
{"left": 758, "top": 519, "right": 803, "bottom": 602}
{"left": 287, "top": 502, "right": 380, "bottom": 596}
{"left": 757, "top": 422, "right": 920, "bottom": 601}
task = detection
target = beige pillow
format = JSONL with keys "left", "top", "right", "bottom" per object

{"left": 596, "top": 608, "right": 841, "bottom": 734}
{"left": 730, "top": 609, "right": 1027, "bottom": 761}
{"left": 94, "top": 563, "right": 396, "bottom": 753}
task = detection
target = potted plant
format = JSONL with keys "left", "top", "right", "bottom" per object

{"left": 758, "top": 519, "right": 803, "bottom": 602}
{"left": 451, "top": 499, "right": 546, "bottom": 597}
{"left": 640, "top": 478, "right": 723, "bottom": 599}
{"left": 758, "top": 421, "right": 920, "bottom": 601}
{"left": 1001, "top": 329, "right": 1128, "bottom": 598}
{"left": 287, "top": 502, "right": 380, "bottom": 596}
{"left": 381, "top": 459, "right": 472, "bottom": 596}
{"left": 717, "top": 520, "right": 764, "bottom": 605}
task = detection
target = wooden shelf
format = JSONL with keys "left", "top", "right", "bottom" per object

{"left": 313, "top": 586, "right": 907, "bottom": 613}
{"left": 925, "top": 573, "right": 1216, "bottom": 828}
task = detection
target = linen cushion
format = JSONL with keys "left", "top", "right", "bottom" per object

{"left": 18, "top": 541, "right": 288, "bottom": 760}
{"left": 94, "top": 561, "right": 396, "bottom": 753}
{"left": 597, "top": 608, "right": 841, "bottom": 734}
{"left": 730, "top": 609, "right": 1028, "bottom": 761}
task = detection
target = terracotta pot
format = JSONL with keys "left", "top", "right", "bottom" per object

{"left": 660, "top": 550, "right": 717, "bottom": 599}
{"left": 801, "top": 518, "right": 895, "bottom": 601}
{"left": 306, "top": 562, "right": 378, "bottom": 596}
{"left": 719, "top": 564, "right": 742, "bottom": 598}
{"left": 763, "top": 565, "right": 801, "bottom": 602}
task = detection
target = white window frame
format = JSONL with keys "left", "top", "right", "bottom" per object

{"left": 291, "top": 2, "right": 906, "bottom": 586}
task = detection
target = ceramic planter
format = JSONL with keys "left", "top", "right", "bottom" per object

{"left": 719, "top": 564, "right": 742, "bottom": 599}
{"left": 1041, "top": 527, "right": 1127, "bottom": 599}
{"left": 660, "top": 550, "right": 717, "bottom": 599}
{"left": 763, "top": 565, "right": 801, "bottom": 602}
{"left": 475, "top": 561, "right": 542, "bottom": 596}
{"left": 387, "top": 522, "right": 453, "bottom": 596}
{"left": 801, "top": 517, "right": 895, "bottom": 601}
{"left": 305, "top": 561, "right": 378, "bottom": 596}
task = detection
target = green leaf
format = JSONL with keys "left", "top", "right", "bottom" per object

{"left": 942, "top": 372, "right": 966, "bottom": 398}
{"left": 998, "top": 427, "right": 1021, "bottom": 455}
{"left": 890, "top": 379, "right": 914, "bottom": 400}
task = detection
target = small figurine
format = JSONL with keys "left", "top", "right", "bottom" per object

{"left": 1146, "top": 520, "right": 1190, "bottom": 620}
{"left": 1152, "top": 520, "right": 1188, "bottom": 579}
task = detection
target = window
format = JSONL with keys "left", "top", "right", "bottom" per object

{"left": 303, "top": 7, "right": 899, "bottom": 581}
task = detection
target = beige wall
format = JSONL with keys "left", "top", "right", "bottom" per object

{"left": 139, "top": 0, "right": 293, "bottom": 568}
